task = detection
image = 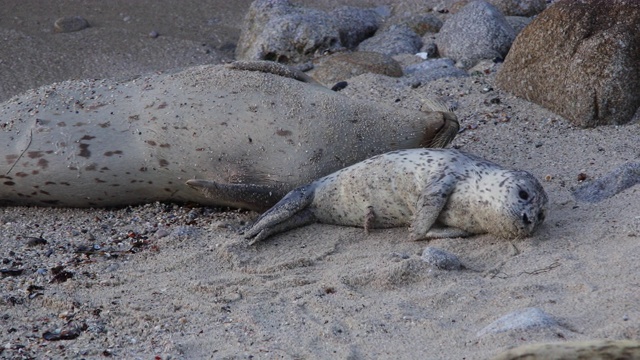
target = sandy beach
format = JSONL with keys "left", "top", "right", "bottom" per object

{"left": 1, "top": 1, "right": 639, "bottom": 359}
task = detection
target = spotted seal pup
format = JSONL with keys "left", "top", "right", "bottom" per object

{"left": 1, "top": 61, "right": 458, "bottom": 209}
{"left": 243, "top": 149, "right": 548, "bottom": 243}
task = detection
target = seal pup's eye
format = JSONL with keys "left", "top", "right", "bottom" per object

{"left": 518, "top": 190, "right": 529, "bottom": 200}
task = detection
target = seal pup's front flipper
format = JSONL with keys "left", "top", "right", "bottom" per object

{"left": 226, "top": 61, "right": 321, "bottom": 85}
{"left": 409, "top": 174, "right": 458, "bottom": 241}
{"left": 185, "top": 180, "right": 287, "bottom": 212}
{"left": 242, "top": 184, "right": 317, "bottom": 243}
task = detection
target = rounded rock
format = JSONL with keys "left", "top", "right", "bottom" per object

{"left": 53, "top": 16, "right": 90, "bottom": 33}
{"left": 421, "top": 247, "right": 463, "bottom": 270}
{"left": 308, "top": 51, "right": 402, "bottom": 86}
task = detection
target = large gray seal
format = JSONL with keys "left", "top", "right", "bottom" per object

{"left": 1, "top": 61, "right": 458, "bottom": 210}
{"left": 243, "top": 149, "right": 548, "bottom": 243}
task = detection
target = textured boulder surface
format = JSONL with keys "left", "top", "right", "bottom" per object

{"left": 436, "top": 1, "right": 516, "bottom": 69}
{"left": 235, "top": 0, "right": 381, "bottom": 63}
{"left": 307, "top": 51, "right": 402, "bottom": 86}
{"left": 492, "top": 340, "right": 640, "bottom": 360}
{"left": 450, "top": 0, "right": 547, "bottom": 16}
{"left": 496, "top": 0, "right": 640, "bottom": 127}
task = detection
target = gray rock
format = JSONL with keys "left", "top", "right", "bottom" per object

{"left": 53, "top": 16, "right": 90, "bottom": 33}
{"left": 420, "top": 246, "right": 463, "bottom": 270}
{"left": 330, "top": 7, "right": 381, "bottom": 49}
{"left": 505, "top": 16, "right": 532, "bottom": 34}
{"left": 357, "top": 25, "right": 422, "bottom": 57}
{"left": 491, "top": 340, "right": 640, "bottom": 360}
{"left": 308, "top": 51, "right": 402, "bottom": 87}
{"left": 404, "top": 58, "right": 468, "bottom": 85}
{"left": 236, "top": 0, "right": 341, "bottom": 63}
{"left": 496, "top": 0, "right": 640, "bottom": 127}
{"left": 436, "top": 1, "right": 516, "bottom": 69}
{"left": 171, "top": 226, "right": 200, "bottom": 238}
{"left": 490, "top": 0, "right": 547, "bottom": 16}
{"left": 382, "top": 13, "right": 443, "bottom": 36}
{"left": 477, "top": 308, "right": 558, "bottom": 337}
{"left": 451, "top": 0, "right": 547, "bottom": 16}
{"left": 573, "top": 162, "right": 640, "bottom": 202}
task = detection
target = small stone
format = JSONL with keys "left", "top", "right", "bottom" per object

{"left": 171, "top": 226, "right": 199, "bottom": 238}
{"left": 148, "top": 30, "right": 160, "bottom": 38}
{"left": 53, "top": 16, "right": 90, "bottom": 33}
{"left": 403, "top": 58, "right": 468, "bottom": 85}
{"left": 421, "top": 247, "right": 462, "bottom": 270}
{"left": 155, "top": 229, "right": 170, "bottom": 238}
{"left": 477, "top": 307, "right": 558, "bottom": 337}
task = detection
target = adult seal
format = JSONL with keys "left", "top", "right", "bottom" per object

{"left": 1, "top": 61, "right": 458, "bottom": 210}
{"left": 243, "top": 149, "right": 548, "bottom": 243}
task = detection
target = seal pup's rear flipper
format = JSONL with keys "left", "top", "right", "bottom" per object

{"left": 242, "top": 184, "right": 317, "bottom": 243}
{"left": 185, "top": 180, "right": 287, "bottom": 212}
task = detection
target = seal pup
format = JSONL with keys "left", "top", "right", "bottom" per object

{"left": 1, "top": 61, "right": 458, "bottom": 209}
{"left": 243, "top": 149, "right": 548, "bottom": 243}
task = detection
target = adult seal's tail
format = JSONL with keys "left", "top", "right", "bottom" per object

{"left": 1, "top": 61, "right": 458, "bottom": 210}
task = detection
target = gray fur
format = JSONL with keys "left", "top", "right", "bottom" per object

{"left": 1, "top": 61, "right": 458, "bottom": 210}
{"left": 244, "top": 149, "right": 548, "bottom": 242}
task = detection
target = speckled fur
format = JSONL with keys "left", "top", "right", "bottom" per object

{"left": 244, "top": 149, "right": 548, "bottom": 242}
{"left": 1, "top": 62, "right": 457, "bottom": 210}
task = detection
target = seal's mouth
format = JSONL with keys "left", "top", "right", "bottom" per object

{"left": 518, "top": 209, "right": 546, "bottom": 236}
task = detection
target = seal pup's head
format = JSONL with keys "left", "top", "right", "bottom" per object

{"left": 492, "top": 170, "right": 548, "bottom": 238}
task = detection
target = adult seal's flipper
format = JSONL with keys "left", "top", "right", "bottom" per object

{"left": 185, "top": 180, "right": 287, "bottom": 212}
{"left": 227, "top": 61, "right": 321, "bottom": 85}
{"left": 419, "top": 99, "right": 460, "bottom": 148}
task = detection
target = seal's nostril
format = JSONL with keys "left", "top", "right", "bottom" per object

{"left": 522, "top": 213, "right": 531, "bottom": 225}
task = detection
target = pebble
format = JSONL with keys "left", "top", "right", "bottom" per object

{"left": 477, "top": 307, "right": 558, "bottom": 337}
{"left": 403, "top": 58, "right": 468, "bottom": 86}
{"left": 420, "top": 247, "right": 463, "bottom": 270}
{"left": 171, "top": 226, "right": 199, "bottom": 238}
{"left": 53, "top": 16, "right": 90, "bottom": 33}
